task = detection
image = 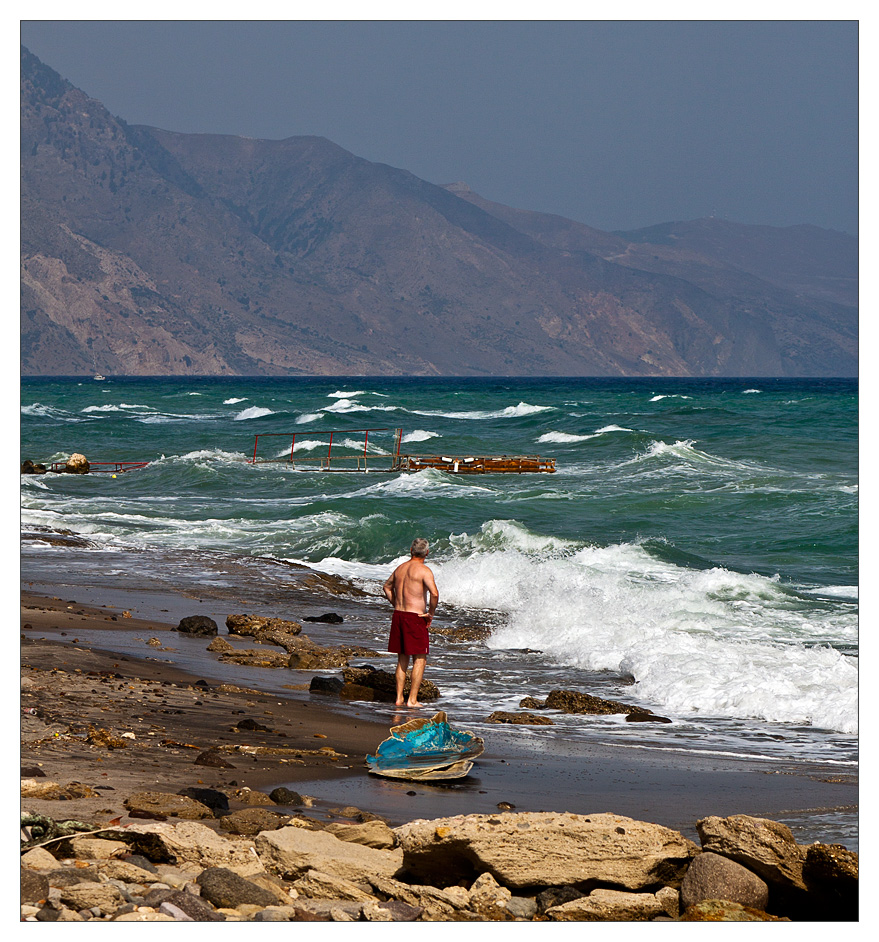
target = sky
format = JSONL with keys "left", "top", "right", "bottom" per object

{"left": 18, "top": 13, "right": 859, "bottom": 235}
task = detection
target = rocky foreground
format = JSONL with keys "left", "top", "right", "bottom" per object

{"left": 21, "top": 602, "right": 858, "bottom": 922}
{"left": 21, "top": 803, "right": 857, "bottom": 922}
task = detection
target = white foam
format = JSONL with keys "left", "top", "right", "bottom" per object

{"left": 296, "top": 412, "right": 323, "bottom": 424}
{"left": 328, "top": 390, "right": 366, "bottom": 398}
{"left": 650, "top": 394, "right": 692, "bottom": 402}
{"left": 224, "top": 397, "right": 248, "bottom": 404}
{"left": 233, "top": 406, "right": 276, "bottom": 420}
{"left": 431, "top": 526, "right": 858, "bottom": 734}
{"left": 402, "top": 430, "right": 439, "bottom": 443}
{"left": 537, "top": 426, "right": 632, "bottom": 444}
{"left": 412, "top": 402, "right": 553, "bottom": 420}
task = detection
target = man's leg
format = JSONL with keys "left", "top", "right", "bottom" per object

{"left": 407, "top": 656, "right": 427, "bottom": 707}
{"left": 395, "top": 653, "right": 410, "bottom": 706}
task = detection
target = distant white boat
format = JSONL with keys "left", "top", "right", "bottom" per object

{"left": 93, "top": 373, "right": 106, "bottom": 381}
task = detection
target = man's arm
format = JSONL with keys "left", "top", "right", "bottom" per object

{"left": 382, "top": 571, "right": 396, "bottom": 606}
{"left": 423, "top": 569, "right": 439, "bottom": 623}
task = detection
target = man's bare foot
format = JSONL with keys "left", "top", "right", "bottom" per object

{"left": 395, "top": 700, "right": 405, "bottom": 707}
{"left": 405, "top": 700, "right": 424, "bottom": 709}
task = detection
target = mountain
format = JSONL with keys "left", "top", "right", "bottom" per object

{"left": 20, "top": 47, "right": 857, "bottom": 377}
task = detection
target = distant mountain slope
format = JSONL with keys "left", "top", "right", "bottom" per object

{"left": 21, "top": 47, "right": 857, "bottom": 377}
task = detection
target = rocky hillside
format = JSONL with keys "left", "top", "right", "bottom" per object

{"left": 21, "top": 47, "right": 857, "bottom": 377}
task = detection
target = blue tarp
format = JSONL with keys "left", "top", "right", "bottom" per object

{"left": 366, "top": 711, "right": 484, "bottom": 776}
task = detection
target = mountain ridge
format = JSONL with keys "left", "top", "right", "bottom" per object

{"left": 20, "top": 46, "right": 857, "bottom": 377}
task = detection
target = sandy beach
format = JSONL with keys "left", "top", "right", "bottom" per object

{"left": 21, "top": 586, "right": 858, "bottom": 844}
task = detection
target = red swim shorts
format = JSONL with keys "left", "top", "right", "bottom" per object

{"left": 388, "top": 610, "right": 430, "bottom": 656}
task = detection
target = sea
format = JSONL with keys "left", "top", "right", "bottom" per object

{"left": 20, "top": 376, "right": 858, "bottom": 844}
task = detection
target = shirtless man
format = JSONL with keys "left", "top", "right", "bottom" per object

{"left": 382, "top": 538, "right": 439, "bottom": 708}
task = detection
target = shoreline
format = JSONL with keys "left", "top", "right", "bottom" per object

{"left": 21, "top": 588, "right": 858, "bottom": 849}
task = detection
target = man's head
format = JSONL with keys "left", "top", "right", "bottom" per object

{"left": 410, "top": 537, "right": 429, "bottom": 558}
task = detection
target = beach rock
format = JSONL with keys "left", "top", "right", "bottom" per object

{"left": 101, "top": 820, "right": 266, "bottom": 876}
{"left": 468, "top": 872, "right": 513, "bottom": 919}
{"left": 544, "top": 689, "right": 655, "bottom": 718}
{"left": 366, "top": 874, "right": 469, "bottom": 919}
{"left": 364, "top": 900, "right": 424, "bottom": 922}
{"left": 341, "top": 665, "right": 440, "bottom": 702}
{"left": 486, "top": 711, "right": 554, "bottom": 725}
{"left": 206, "top": 637, "right": 234, "bottom": 653}
{"left": 287, "top": 641, "right": 352, "bottom": 670}
{"left": 324, "top": 820, "right": 397, "bottom": 850}
{"left": 303, "top": 613, "right": 344, "bottom": 623}
{"left": 225, "top": 614, "right": 303, "bottom": 639}
{"left": 802, "top": 843, "right": 858, "bottom": 919}
{"left": 625, "top": 711, "right": 673, "bottom": 723}
{"left": 220, "top": 648, "right": 291, "bottom": 668}
{"left": 21, "top": 460, "right": 47, "bottom": 474}
{"left": 230, "top": 787, "right": 275, "bottom": 807}
{"left": 178, "top": 787, "right": 229, "bottom": 813}
{"left": 339, "top": 682, "right": 379, "bottom": 700}
{"left": 429, "top": 625, "right": 492, "bottom": 643}
{"left": 656, "top": 885, "right": 681, "bottom": 918}
{"left": 679, "top": 899, "right": 789, "bottom": 921}
{"left": 394, "top": 812, "right": 698, "bottom": 890}
{"left": 696, "top": 815, "right": 807, "bottom": 892}
{"left": 255, "top": 825, "right": 404, "bottom": 884}
{"left": 125, "top": 791, "right": 215, "bottom": 820}
{"left": 174, "top": 616, "right": 218, "bottom": 637}
{"left": 536, "top": 886, "right": 584, "bottom": 914}
{"left": 196, "top": 867, "right": 282, "bottom": 909}
{"left": 518, "top": 697, "right": 546, "bottom": 709}
{"left": 158, "top": 889, "right": 226, "bottom": 921}
{"left": 680, "top": 851, "right": 769, "bottom": 911}
{"left": 21, "top": 868, "right": 50, "bottom": 905}
{"left": 291, "top": 869, "right": 377, "bottom": 902}
{"left": 309, "top": 676, "right": 344, "bottom": 695}
{"left": 67, "top": 836, "right": 129, "bottom": 859}
{"left": 195, "top": 750, "right": 236, "bottom": 769}
{"left": 546, "top": 887, "right": 665, "bottom": 921}
{"left": 95, "top": 858, "right": 159, "bottom": 883}
{"left": 269, "top": 787, "right": 303, "bottom": 806}
{"left": 20, "top": 846, "right": 58, "bottom": 870}
{"left": 58, "top": 881, "right": 126, "bottom": 914}
{"left": 21, "top": 778, "right": 100, "bottom": 799}
{"left": 63, "top": 453, "right": 90, "bottom": 474}
{"left": 218, "top": 808, "right": 293, "bottom": 836}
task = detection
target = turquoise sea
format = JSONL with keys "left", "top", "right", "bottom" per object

{"left": 21, "top": 376, "right": 858, "bottom": 836}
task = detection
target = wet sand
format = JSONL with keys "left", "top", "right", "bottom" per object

{"left": 20, "top": 589, "right": 857, "bottom": 846}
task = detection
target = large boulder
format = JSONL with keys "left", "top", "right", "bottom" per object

{"left": 394, "top": 812, "right": 698, "bottom": 890}
{"left": 100, "top": 820, "right": 266, "bottom": 876}
{"left": 174, "top": 615, "right": 218, "bottom": 637}
{"left": 696, "top": 815, "right": 807, "bottom": 892}
{"left": 680, "top": 851, "right": 769, "bottom": 912}
{"left": 544, "top": 689, "right": 668, "bottom": 721}
{"left": 255, "top": 825, "right": 403, "bottom": 884}
{"left": 124, "top": 791, "right": 215, "bottom": 820}
{"left": 226, "top": 613, "right": 303, "bottom": 637}
{"left": 196, "top": 867, "right": 283, "bottom": 909}
{"left": 63, "top": 453, "right": 90, "bottom": 474}
{"left": 802, "top": 843, "right": 858, "bottom": 920}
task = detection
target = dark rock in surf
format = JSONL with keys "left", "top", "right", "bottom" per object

{"left": 342, "top": 665, "right": 440, "bottom": 702}
{"left": 486, "top": 711, "right": 554, "bottom": 726}
{"left": 309, "top": 676, "right": 344, "bottom": 695}
{"left": 544, "top": 689, "right": 656, "bottom": 718}
{"left": 303, "top": 612, "right": 344, "bottom": 623}
{"left": 519, "top": 697, "right": 546, "bottom": 709}
{"left": 175, "top": 615, "right": 218, "bottom": 636}
{"left": 21, "top": 460, "right": 47, "bottom": 474}
{"left": 429, "top": 625, "right": 493, "bottom": 643}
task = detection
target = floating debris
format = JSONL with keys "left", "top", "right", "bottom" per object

{"left": 366, "top": 711, "right": 484, "bottom": 781}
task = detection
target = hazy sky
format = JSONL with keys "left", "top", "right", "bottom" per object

{"left": 20, "top": 17, "right": 858, "bottom": 234}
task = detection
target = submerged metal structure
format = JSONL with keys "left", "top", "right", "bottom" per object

{"left": 249, "top": 428, "right": 556, "bottom": 473}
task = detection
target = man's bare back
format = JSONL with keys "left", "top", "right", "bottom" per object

{"left": 383, "top": 556, "right": 439, "bottom": 622}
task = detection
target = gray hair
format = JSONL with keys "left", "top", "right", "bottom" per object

{"left": 410, "top": 537, "right": 429, "bottom": 558}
